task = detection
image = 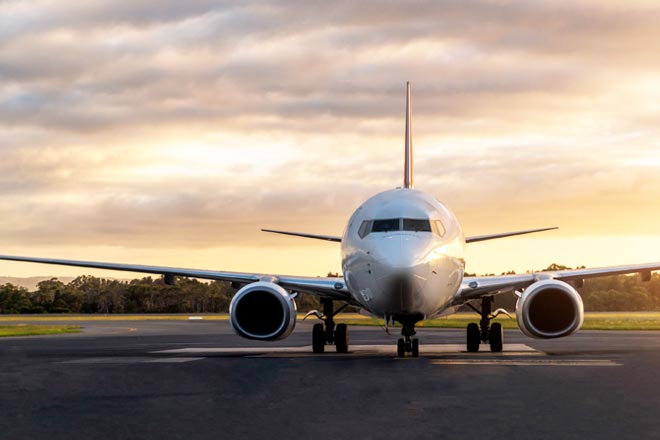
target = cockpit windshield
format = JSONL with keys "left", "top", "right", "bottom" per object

{"left": 360, "top": 218, "right": 443, "bottom": 238}
{"left": 402, "top": 219, "right": 431, "bottom": 232}
{"left": 371, "top": 218, "right": 400, "bottom": 233}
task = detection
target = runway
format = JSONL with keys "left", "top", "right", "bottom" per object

{"left": 2, "top": 320, "right": 660, "bottom": 439}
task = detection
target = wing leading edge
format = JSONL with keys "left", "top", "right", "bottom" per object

{"left": 0, "top": 254, "right": 354, "bottom": 303}
{"left": 454, "top": 261, "right": 660, "bottom": 305}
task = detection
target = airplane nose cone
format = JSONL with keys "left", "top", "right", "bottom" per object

{"left": 372, "top": 234, "right": 428, "bottom": 268}
{"left": 370, "top": 235, "right": 430, "bottom": 313}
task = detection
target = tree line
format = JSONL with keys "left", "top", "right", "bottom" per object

{"left": 1, "top": 265, "right": 660, "bottom": 314}
{"left": 471, "top": 264, "right": 660, "bottom": 312}
{"left": 0, "top": 275, "right": 321, "bottom": 314}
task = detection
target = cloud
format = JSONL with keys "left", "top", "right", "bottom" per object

{"left": 5, "top": 0, "right": 658, "bottom": 132}
{"left": 0, "top": 0, "right": 659, "bottom": 270}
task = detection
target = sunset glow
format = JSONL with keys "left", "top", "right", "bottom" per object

{"left": 2, "top": 0, "right": 660, "bottom": 278}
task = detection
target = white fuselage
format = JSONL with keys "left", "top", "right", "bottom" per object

{"left": 341, "top": 188, "right": 466, "bottom": 320}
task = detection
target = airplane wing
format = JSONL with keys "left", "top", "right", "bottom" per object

{"left": 453, "top": 262, "right": 660, "bottom": 304}
{"left": 261, "top": 229, "right": 342, "bottom": 242}
{"left": 0, "top": 254, "right": 355, "bottom": 303}
{"left": 465, "top": 227, "right": 558, "bottom": 243}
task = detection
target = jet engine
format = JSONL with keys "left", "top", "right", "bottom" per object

{"left": 516, "top": 279, "right": 584, "bottom": 338}
{"left": 229, "top": 281, "right": 297, "bottom": 340}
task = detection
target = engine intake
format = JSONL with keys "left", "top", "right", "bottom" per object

{"left": 229, "top": 281, "right": 297, "bottom": 340}
{"left": 516, "top": 279, "right": 584, "bottom": 339}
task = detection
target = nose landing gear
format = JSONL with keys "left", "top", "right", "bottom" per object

{"left": 397, "top": 336, "right": 419, "bottom": 357}
{"left": 396, "top": 318, "right": 421, "bottom": 357}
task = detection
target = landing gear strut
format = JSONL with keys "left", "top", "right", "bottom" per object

{"left": 466, "top": 297, "right": 504, "bottom": 353}
{"left": 396, "top": 318, "right": 420, "bottom": 358}
{"left": 311, "top": 299, "right": 349, "bottom": 353}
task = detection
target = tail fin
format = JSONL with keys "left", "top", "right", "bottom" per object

{"left": 404, "top": 82, "right": 413, "bottom": 189}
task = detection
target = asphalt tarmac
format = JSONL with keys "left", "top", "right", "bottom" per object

{"left": 2, "top": 319, "right": 660, "bottom": 440}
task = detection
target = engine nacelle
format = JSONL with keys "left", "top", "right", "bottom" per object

{"left": 229, "top": 281, "right": 297, "bottom": 341}
{"left": 516, "top": 279, "right": 584, "bottom": 339}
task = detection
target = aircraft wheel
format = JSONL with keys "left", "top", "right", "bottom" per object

{"left": 335, "top": 323, "right": 349, "bottom": 353}
{"left": 411, "top": 338, "right": 419, "bottom": 357}
{"left": 312, "top": 323, "right": 325, "bottom": 353}
{"left": 489, "top": 322, "right": 503, "bottom": 352}
{"left": 397, "top": 338, "right": 406, "bottom": 357}
{"left": 467, "top": 323, "right": 480, "bottom": 353}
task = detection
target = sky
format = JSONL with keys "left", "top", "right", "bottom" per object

{"left": 1, "top": 0, "right": 660, "bottom": 279}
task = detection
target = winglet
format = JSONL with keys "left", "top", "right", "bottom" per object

{"left": 404, "top": 81, "right": 413, "bottom": 189}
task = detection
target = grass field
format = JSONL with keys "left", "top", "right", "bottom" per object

{"left": 0, "top": 314, "right": 231, "bottom": 321}
{"left": 2, "top": 312, "right": 660, "bottom": 331}
{"left": 335, "top": 312, "right": 660, "bottom": 331}
{"left": 0, "top": 325, "right": 81, "bottom": 337}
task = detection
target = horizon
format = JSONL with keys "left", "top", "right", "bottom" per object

{"left": 2, "top": 1, "right": 660, "bottom": 279}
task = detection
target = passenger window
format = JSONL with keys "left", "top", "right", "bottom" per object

{"left": 433, "top": 220, "right": 446, "bottom": 237}
{"left": 402, "top": 219, "right": 431, "bottom": 232}
{"left": 371, "top": 218, "right": 400, "bottom": 233}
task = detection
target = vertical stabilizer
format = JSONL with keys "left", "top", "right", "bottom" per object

{"left": 404, "top": 82, "right": 413, "bottom": 189}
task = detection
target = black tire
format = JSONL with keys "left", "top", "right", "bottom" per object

{"left": 489, "top": 322, "right": 503, "bottom": 352}
{"left": 411, "top": 338, "right": 419, "bottom": 358}
{"left": 312, "top": 323, "right": 325, "bottom": 353}
{"left": 397, "top": 338, "right": 406, "bottom": 357}
{"left": 335, "top": 323, "right": 349, "bottom": 353}
{"left": 467, "top": 323, "right": 480, "bottom": 352}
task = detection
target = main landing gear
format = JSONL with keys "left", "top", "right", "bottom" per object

{"left": 310, "top": 299, "right": 349, "bottom": 353}
{"left": 466, "top": 297, "right": 507, "bottom": 352}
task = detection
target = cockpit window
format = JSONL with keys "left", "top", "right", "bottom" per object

{"left": 358, "top": 220, "right": 372, "bottom": 238}
{"left": 371, "top": 218, "right": 401, "bottom": 233}
{"left": 358, "top": 218, "right": 444, "bottom": 238}
{"left": 402, "top": 219, "right": 431, "bottom": 232}
{"left": 433, "top": 220, "right": 446, "bottom": 237}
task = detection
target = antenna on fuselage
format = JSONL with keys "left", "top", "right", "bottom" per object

{"left": 404, "top": 81, "right": 413, "bottom": 189}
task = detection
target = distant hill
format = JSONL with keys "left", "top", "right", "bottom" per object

{"left": 0, "top": 276, "right": 132, "bottom": 291}
{"left": 0, "top": 276, "right": 77, "bottom": 290}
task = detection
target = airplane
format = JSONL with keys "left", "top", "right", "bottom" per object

{"left": 2, "top": 82, "right": 660, "bottom": 357}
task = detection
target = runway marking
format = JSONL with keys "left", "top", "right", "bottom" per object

{"left": 145, "top": 357, "right": 205, "bottom": 363}
{"left": 151, "top": 343, "right": 537, "bottom": 356}
{"left": 153, "top": 346, "right": 309, "bottom": 355}
{"left": 58, "top": 345, "right": 620, "bottom": 367}
{"left": 61, "top": 356, "right": 205, "bottom": 364}
{"left": 431, "top": 359, "right": 621, "bottom": 367}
